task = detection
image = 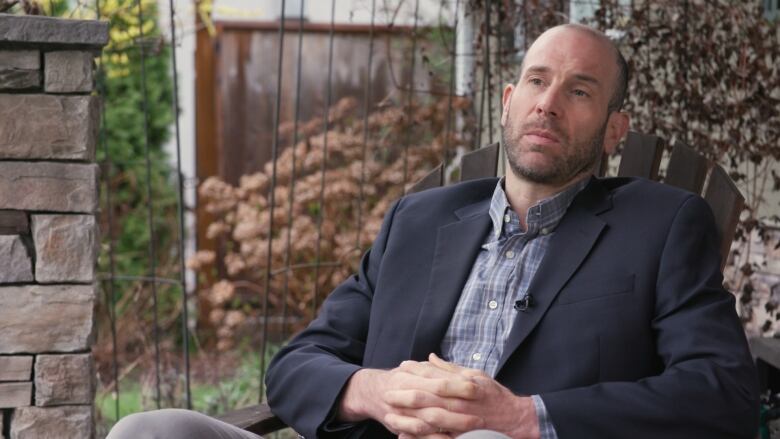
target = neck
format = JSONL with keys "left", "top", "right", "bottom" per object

{"left": 504, "top": 168, "right": 591, "bottom": 228}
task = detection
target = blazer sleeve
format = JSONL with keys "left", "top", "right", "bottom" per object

{"left": 540, "top": 195, "right": 760, "bottom": 439}
{"left": 265, "top": 198, "right": 403, "bottom": 439}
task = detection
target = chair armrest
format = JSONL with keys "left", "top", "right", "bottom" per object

{"left": 217, "top": 403, "right": 288, "bottom": 435}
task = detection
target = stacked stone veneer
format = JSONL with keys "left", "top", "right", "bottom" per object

{"left": 0, "top": 14, "right": 107, "bottom": 439}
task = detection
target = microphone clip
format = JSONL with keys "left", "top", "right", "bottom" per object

{"left": 514, "top": 295, "right": 534, "bottom": 312}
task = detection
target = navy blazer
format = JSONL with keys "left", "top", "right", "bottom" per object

{"left": 266, "top": 176, "right": 760, "bottom": 439}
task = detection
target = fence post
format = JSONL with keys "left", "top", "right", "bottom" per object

{"left": 0, "top": 14, "right": 108, "bottom": 438}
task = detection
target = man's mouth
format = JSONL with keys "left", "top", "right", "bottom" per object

{"left": 523, "top": 129, "right": 560, "bottom": 145}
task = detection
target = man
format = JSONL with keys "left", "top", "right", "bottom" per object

{"left": 265, "top": 23, "right": 759, "bottom": 439}
{"left": 108, "top": 23, "right": 759, "bottom": 439}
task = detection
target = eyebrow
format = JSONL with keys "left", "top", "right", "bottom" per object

{"left": 524, "top": 65, "right": 602, "bottom": 87}
{"left": 573, "top": 73, "right": 600, "bottom": 86}
{"left": 524, "top": 65, "right": 550, "bottom": 77}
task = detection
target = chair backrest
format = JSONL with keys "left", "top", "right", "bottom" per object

{"left": 408, "top": 131, "right": 744, "bottom": 269}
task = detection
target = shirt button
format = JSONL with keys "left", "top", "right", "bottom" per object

{"left": 540, "top": 227, "right": 550, "bottom": 235}
{"left": 488, "top": 300, "right": 498, "bottom": 310}
{"left": 503, "top": 214, "right": 510, "bottom": 223}
{"left": 505, "top": 250, "right": 515, "bottom": 259}
{"left": 472, "top": 352, "right": 482, "bottom": 361}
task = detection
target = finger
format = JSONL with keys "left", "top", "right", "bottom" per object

{"left": 398, "top": 360, "right": 470, "bottom": 379}
{"left": 386, "top": 389, "right": 472, "bottom": 415}
{"left": 399, "top": 360, "right": 462, "bottom": 380}
{"left": 414, "top": 406, "right": 485, "bottom": 433}
{"left": 394, "top": 368, "right": 478, "bottom": 399}
{"left": 384, "top": 413, "right": 437, "bottom": 436}
{"left": 385, "top": 389, "right": 445, "bottom": 409}
{"left": 430, "top": 376, "right": 478, "bottom": 399}
{"left": 427, "top": 353, "right": 460, "bottom": 373}
{"left": 429, "top": 354, "right": 485, "bottom": 379}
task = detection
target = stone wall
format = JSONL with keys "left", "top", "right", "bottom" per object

{"left": 0, "top": 14, "right": 107, "bottom": 439}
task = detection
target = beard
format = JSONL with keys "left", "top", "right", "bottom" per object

{"left": 502, "top": 115, "right": 607, "bottom": 186}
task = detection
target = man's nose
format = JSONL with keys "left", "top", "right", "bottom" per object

{"left": 535, "top": 87, "right": 561, "bottom": 117}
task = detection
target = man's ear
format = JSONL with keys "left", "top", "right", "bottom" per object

{"left": 501, "top": 84, "right": 515, "bottom": 127}
{"left": 603, "top": 111, "right": 630, "bottom": 155}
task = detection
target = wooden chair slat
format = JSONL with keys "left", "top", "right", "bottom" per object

{"left": 703, "top": 164, "right": 745, "bottom": 269}
{"left": 460, "top": 142, "right": 499, "bottom": 182}
{"left": 216, "top": 403, "right": 285, "bottom": 435}
{"left": 664, "top": 141, "right": 709, "bottom": 194}
{"left": 617, "top": 131, "right": 663, "bottom": 180}
{"left": 408, "top": 163, "right": 444, "bottom": 194}
{"left": 750, "top": 338, "right": 780, "bottom": 370}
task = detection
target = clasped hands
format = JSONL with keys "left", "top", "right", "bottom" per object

{"left": 338, "top": 353, "right": 540, "bottom": 439}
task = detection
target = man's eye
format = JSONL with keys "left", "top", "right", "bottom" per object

{"left": 529, "top": 78, "right": 544, "bottom": 86}
{"left": 572, "top": 89, "right": 590, "bottom": 97}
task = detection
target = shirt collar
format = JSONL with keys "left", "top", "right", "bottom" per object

{"left": 488, "top": 177, "right": 590, "bottom": 240}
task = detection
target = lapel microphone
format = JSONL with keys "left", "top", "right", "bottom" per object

{"left": 514, "top": 294, "right": 534, "bottom": 312}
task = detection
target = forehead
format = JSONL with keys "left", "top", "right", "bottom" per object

{"left": 522, "top": 28, "right": 617, "bottom": 85}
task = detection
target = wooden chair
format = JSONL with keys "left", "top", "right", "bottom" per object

{"left": 216, "top": 130, "right": 745, "bottom": 435}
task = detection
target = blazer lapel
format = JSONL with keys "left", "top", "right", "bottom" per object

{"left": 410, "top": 200, "right": 492, "bottom": 361}
{"left": 497, "top": 178, "right": 612, "bottom": 372}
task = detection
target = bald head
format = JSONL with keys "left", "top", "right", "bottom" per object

{"left": 524, "top": 24, "right": 628, "bottom": 113}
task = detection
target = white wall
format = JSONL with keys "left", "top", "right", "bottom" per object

{"left": 211, "top": 0, "right": 452, "bottom": 26}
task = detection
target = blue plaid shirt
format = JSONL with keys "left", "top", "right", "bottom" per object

{"left": 441, "top": 177, "right": 588, "bottom": 439}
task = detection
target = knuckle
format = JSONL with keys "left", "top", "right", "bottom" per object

{"left": 462, "top": 369, "right": 484, "bottom": 380}
{"left": 409, "top": 419, "right": 427, "bottom": 435}
{"left": 448, "top": 399, "right": 465, "bottom": 413}
{"left": 383, "top": 413, "right": 398, "bottom": 428}
{"left": 392, "top": 372, "right": 410, "bottom": 386}
{"left": 410, "top": 391, "right": 425, "bottom": 407}
{"left": 400, "top": 361, "right": 419, "bottom": 372}
{"left": 383, "top": 390, "right": 400, "bottom": 405}
{"left": 434, "top": 380, "right": 448, "bottom": 394}
{"left": 427, "top": 408, "right": 445, "bottom": 425}
{"left": 417, "top": 407, "right": 434, "bottom": 424}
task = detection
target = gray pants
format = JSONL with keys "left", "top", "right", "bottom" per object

{"left": 106, "top": 409, "right": 264, "bottom": 439}
{"left": 106, "top": 408, "right": 511, "bottom": 439}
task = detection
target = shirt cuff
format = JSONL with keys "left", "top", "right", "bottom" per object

{"left": 532, "top": 395, "right": 559, "bottom": 439}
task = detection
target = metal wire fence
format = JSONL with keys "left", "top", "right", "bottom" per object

{"left": 85, "top": 0, "right": 603, "bottom": 435}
